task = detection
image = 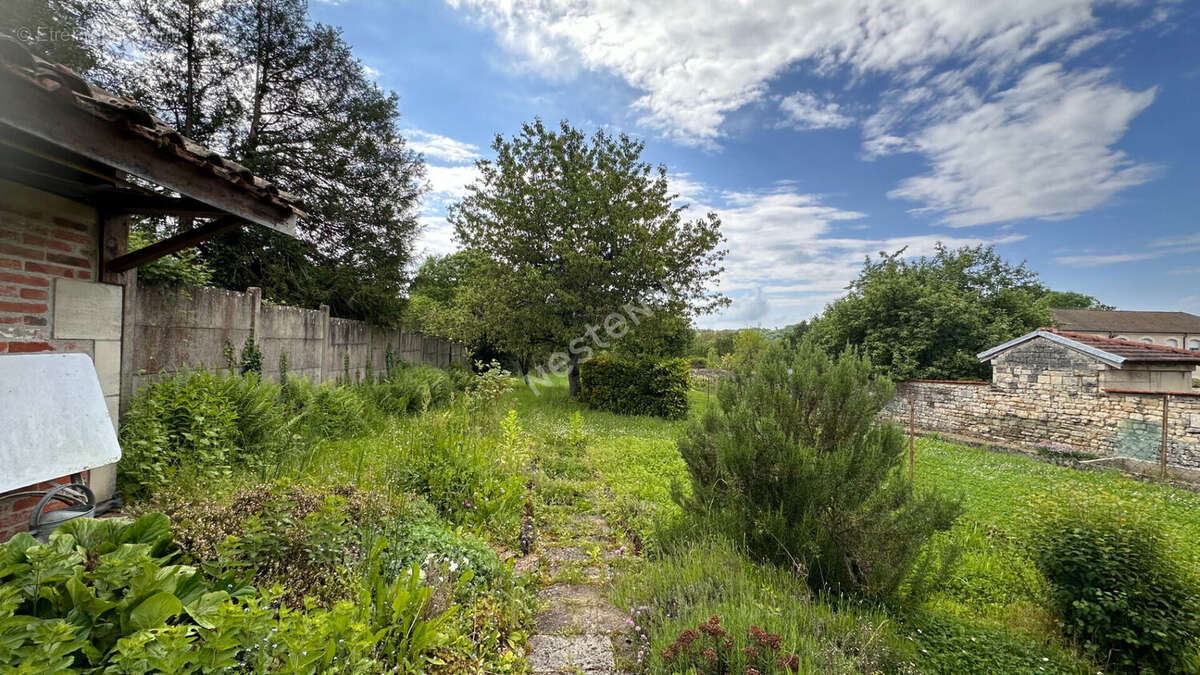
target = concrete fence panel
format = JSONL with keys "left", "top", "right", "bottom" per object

{"left": 129, "top": 283, "right": 466, "bottom": 391}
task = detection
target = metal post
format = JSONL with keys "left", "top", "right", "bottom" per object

{"left": 909, "top": 395, "right": 916, "bottom": 475}
{"left": 1161, "top": 394, "right": 1169, "bottom": 479}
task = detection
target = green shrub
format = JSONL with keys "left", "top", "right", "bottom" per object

{"left": 677, "top": 342, "right": 961, "bottom": 600}
{"left": 118, "top": 370, "right": 241, "bottom": 498}
{"left": 1033, "top": 501, "right": 1200, "bottom": 673}
{"left": 387, "top": 406, "right": 526, "bottom": 537}
{"left": 578, "top": 353, "right": 689, "bottom": 419}
{"left": 905, "top": 611, "right": 1094, "bottom": 674}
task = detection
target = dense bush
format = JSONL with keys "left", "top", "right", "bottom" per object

{"left": 677, "top": 342, "right": 961, "bottom": 599}
{"left": 578, "top": 353, "right": 689, "bottom": 419}
{"left": 1033, "top": 501, "right": 1200, "bottom": 673}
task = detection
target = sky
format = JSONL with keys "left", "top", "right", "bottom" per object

{"left": 310, "top": 0, "right": 1200, "bottom": 329}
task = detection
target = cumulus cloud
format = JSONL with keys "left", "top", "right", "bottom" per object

{"left": 448, "top": 0, "right": 1114, "bottom": 145}
{"left": 675, "top": 180, "right": 1025, "bottom": 326}
{"left": 883, "top": 64, "right": 1157, "bottom": 227}
{"left": 778, "top": 92, "right": 854, "bottom": 130}
{"left": 407, "top": 130, "right": 483, "bottom": 164}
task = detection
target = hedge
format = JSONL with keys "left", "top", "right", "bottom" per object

{"left": 578, "top": 353, "right": 689, "bottom": 419}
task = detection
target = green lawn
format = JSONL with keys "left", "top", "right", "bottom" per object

{"left": 504, "top": 380, "right": 1200, "bottom": 672}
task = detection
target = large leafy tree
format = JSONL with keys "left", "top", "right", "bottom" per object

{"left": 450, "top": 120, "right": 727, "bottom": 396}
{"left": 809, "top": 244, "right": 1108, "bottom": 381}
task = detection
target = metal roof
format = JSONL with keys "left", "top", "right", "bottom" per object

{"left": 1052, "top": 309, "right": 1200, "bottom": 334}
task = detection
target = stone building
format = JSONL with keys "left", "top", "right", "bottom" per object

{"left": 886, "top": 329, "right": 1200, "bottom": 470}
{"left": 1053, "top": 308, "right": 1200, "bottom": 350}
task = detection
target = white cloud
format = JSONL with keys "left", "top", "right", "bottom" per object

{"left": 1054, "top": 252, "right": 1161, "bottom": 267}
{"left": 778, "top": 92, "right": 853, "bottom": 130}
{"left": 679, "top": 183, "right": 1025, "bottom": 326}
{"left": 424, "top": 164, "right": 480, "bottom": 203}
{"left": 407, "top": 130, "right": 483, "bottom": 164}
{"left": 1150, "top": 232, "right": 1200, "bottom": 248}
{"left": 415, "top": 215, "right": 459, "bottom": 257}
{"left": 883, "top": 64, "right": 1157, "bottom": 227}
{"left": 448, "top": 0, "right": 1118, "bottom": 145}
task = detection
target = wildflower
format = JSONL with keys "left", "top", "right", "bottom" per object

{"left": 777, "top": 653, "right": 800, "bottom": 672}
{"left": 746, "top": 668, "right": 761, "bottom": 675}
{"left": 702, "top": 648, "right": 717, "bottom": 662}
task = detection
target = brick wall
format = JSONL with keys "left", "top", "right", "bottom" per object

{"left": 0, "top": 209, "right": 94, "bottom": 351}
{"left": 883, "top": 338, "right": 1200, "bottom": 468}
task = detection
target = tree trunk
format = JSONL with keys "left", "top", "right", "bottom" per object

{"left": 567, "top": 352, "right": 581, "bottom": 398}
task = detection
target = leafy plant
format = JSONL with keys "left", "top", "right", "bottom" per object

{"left": 1033, "top": 500, "right": 1200, "bottom": 673}
{"left": 578, "top": 353, "right": 690, "bottom": 419}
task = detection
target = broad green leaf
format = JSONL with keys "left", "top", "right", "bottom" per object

{"left": 182, "top": 591, "right": 229, "bottom": 630}
{"left": 129, "top": 591, "right": 182, "bottom": 630}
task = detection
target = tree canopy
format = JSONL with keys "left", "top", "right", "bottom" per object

{"left": 450, "top": 119, "right": 727, "bottom": 394}
{"left": 808, "top": 245, "right": 1109, "bottom": 381}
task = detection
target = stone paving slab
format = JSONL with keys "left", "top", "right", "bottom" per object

{"left": 528, "top": 634, "right": 617, "bottom": 672}
{"left": 535, "top": 603, "right": 628, "bottom": 634}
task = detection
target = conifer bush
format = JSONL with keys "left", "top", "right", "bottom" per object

{"left": 677, "top": 342, "right": 962, "bottom": 599}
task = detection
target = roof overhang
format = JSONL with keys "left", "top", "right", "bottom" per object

{"left": 977, "top": 330, "right": 1126, "bottom": 369}
{"left": 0, "top": 52, "right": 298, "bottom": 236}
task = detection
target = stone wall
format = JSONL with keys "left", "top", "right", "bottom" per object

{"left": 883, "top": 339, "right": 1200, "bottom": 468}
{"left": 132, "top": 283, "right": 466, "bottom": 392}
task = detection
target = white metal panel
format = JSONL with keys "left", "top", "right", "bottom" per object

{"left": 0, "top": 353, "right": 121, "bottom": 493}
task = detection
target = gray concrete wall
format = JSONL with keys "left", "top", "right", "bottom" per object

{"left": 131, "top": 283, "right": 466, "bottom": 392}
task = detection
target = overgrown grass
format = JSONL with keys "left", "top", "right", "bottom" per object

{"left": 908, "top": 436, "right": 1200, "bottom": 670}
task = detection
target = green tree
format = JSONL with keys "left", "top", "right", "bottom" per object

{"left": 1037, "top": 290, "right": 1114, "bottom": 312}
{"left": 0, "top": 0, "right": 112, "bottom": 74}
{"left": 57, "top": 0, "right": 425, "bottom": 323}
{"left": 719, "top": 328, "right": 769, "bottom": 371}
{"left": 678, "top": 341, "right": 961, "bottom": 599}
{"left": 611, "top": 310, "right": 695, "bottom": 359}
{"left": 451, "top": 119, "right": 727, "bottom": 396}
{"left": 809, "top": 245, "right": 1106, "bottom": 381}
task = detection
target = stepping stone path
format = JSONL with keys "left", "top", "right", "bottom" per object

{"left": 523, "top": 515, "right": 633, "bottom": 674}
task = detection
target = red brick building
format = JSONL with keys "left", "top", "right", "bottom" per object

{"left": 0, "top": 35, "right": 301, "bottom": 539}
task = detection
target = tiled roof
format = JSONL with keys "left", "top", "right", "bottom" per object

{"left": 1046, "top": 329, "right": 1200, "bottom": 363}
{"left": 978, "top": 329, "right": 1200, "bottom": 366}
{"left": 1052, "top": 309, "right": 1200, "bottom": 334}
{"left": 0, "top": 35, "right": 303, "bottom": 217}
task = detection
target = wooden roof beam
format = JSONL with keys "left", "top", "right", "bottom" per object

{"left": 104, "top": 215, "right": 242, "bottom": 274}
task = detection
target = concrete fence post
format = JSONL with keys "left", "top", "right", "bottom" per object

{"left": 318, "top": 304, "right": 330, "bottom": 384}
{"left": 246, "top": 287, "right": 262, "bottom": 338}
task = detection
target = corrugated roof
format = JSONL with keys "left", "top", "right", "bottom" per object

{"left": 0, "top": 34, "right": 303, "bottom": 218}
{"left": 1052, "top": 309, "right": 1200, "bottom": 334}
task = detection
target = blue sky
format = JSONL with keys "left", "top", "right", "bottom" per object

{"left": 311, "top": 0, "right": 1200, "bottom": 329}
